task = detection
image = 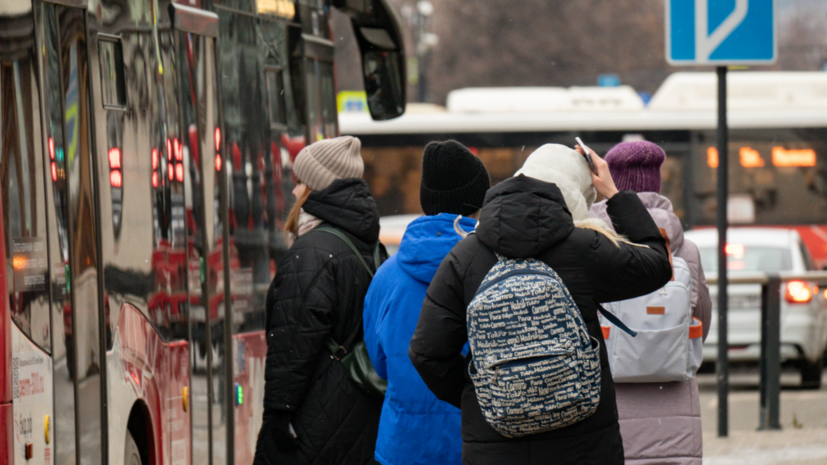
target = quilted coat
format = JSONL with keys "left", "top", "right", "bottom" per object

{"left": 254, "top": 178, "right": 387, "bottom": 465}
{"left": 409, "top": 175, "right": 673, "bottom": 465}
{"left": 591, "top": 192, "right": 713, "bottom": 465}
{"left": 363, "top": 214, "right": 476, "bottom": 465}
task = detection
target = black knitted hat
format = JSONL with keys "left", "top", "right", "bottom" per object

{"left": 420, "top": 140, "right": 490, "bottom": 216}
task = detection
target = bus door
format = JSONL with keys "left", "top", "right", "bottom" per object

{"left": 37, "top": 1, "right": 106, "bottom": 464}
{"left": 1, "top": 2, "right": 53, "bottom": 464}
{"left": 169, "top": 4, "right": 225, "bottom": 464}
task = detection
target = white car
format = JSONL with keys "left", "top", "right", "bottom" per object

{"left": 685, "top": 228, "right": 827, "bottom": 388}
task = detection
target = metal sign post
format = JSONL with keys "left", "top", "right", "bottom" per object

{"left": 666, "top": 0, "right": 777, "bottom": 438}
{"left": 715, "top": 65, "right": 729, "bottom": 437}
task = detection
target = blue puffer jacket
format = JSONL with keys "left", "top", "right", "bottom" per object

{"left": 364, "top": 214, "right": 475, "bottom": 465}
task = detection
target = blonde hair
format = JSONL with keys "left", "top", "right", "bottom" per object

{"left": 573, "top": 218, "right": 648, "bottom": 249}
{"left": 284, "top": 187, "right": 313, "bottom": 239}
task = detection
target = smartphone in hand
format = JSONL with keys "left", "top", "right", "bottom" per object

{"left": 575, "top": 137, "right": 598, "bottom": 175}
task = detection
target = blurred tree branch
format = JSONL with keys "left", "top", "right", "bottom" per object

{"left": 332, "top": 0, "right": 827, "bottom": 104}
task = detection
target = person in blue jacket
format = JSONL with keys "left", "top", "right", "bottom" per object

{"left": 364, "top": 140, "right": 490, "bottom": 465}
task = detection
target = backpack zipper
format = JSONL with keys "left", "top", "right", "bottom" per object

{"left": 476, "top": 269, "right": 554, "bottom": 295}
{"left": 486, "top": 349, "right": 575, "bottom": 371}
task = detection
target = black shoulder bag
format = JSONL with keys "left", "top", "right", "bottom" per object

{"left": 314, "top": 226, "right": 387, "bottom": 400}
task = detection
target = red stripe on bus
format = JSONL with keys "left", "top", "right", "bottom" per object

{"left": 0, "top": 403, "right": 12, "bottom": 465}
{"left": 0, "top": 190, "right": 10, "bottom": 405}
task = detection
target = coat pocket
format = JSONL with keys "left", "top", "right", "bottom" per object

{"left": 610, "top": 323, "right": 689, "bottom": 383}
{"left": 686, "top": 317, "right": 704, "bottom": 378}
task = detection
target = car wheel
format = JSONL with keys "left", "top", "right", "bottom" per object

{"left": 800, "top": 358, "right": 823, "bottom": 389}
{"left": 125, "top": 429, "right": 142, "bottom": 465}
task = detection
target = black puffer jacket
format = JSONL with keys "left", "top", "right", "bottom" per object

{"left": 255, "top": 178, "right": 386, "bottom": 465}
{"left": 409, "top": 175, "right": 672, "bottom": 465}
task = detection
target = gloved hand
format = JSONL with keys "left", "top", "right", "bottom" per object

{"left": 254, "top": 412, "right": 299, "bottom": 464}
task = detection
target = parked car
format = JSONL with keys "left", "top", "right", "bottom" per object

{"left": 379, "top": 214, "right": 421, "bottom": 255}
{"left": 685, "top": 227, "right": 827, "bottom": 388}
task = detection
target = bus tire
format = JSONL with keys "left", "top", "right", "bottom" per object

{"left": 125, "top": 429, "right": 143, "bottom": 465}
{"left": 800, "top": 358, "right": 823, "bottom": 389}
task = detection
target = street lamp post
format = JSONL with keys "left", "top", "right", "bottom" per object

{"left": 402, "top": 1, "right": 438, "bottom": 102}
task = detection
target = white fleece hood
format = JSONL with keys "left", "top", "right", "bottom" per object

{"left": 515, "top": 144, "right": 597, "bottom": 221}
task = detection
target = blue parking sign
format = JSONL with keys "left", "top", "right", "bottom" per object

{"left": 667, "top": 0, "right": 777, "bottom": 65}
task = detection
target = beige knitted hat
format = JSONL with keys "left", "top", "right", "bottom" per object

{"left": 293, "top": 136, "right": 364, "bottom": 191}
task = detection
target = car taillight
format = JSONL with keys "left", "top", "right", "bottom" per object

{"left": 785, "top": 281, "right": 812, "bottom": 304}
{"left": 725, "top": 243, "right": 745, "bottom": 256}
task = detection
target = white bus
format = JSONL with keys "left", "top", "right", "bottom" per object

{"left": 343, "top": 71, "right": 827, "bottom": 267}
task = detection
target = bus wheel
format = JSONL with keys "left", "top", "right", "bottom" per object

{"left": 800, "top": 358, "right": 823, "bottom": 390}
{"left": 125, "top": 429, "right": 142, "bottom": 465}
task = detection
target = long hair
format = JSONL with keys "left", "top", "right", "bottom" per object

{"left": 284, "top": 187, "right": 313, "bottom": 239}
{"left": 573, "top": 218, "right": 646, "bottom": 249}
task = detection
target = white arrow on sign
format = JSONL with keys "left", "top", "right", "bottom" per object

{"left": 695, "top": 0, "right": 749, "bottom": 61}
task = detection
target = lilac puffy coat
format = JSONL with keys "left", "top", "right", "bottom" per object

{"left": 591, "top": 192, "right": 712, "bottom": 465}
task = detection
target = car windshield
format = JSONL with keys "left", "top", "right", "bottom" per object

{"left": 698, "top": 245, "right": 792, "bottom": 273}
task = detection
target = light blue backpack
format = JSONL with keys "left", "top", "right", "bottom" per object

{"left": 467, "top": 255, "right": 605, "bottom": 438}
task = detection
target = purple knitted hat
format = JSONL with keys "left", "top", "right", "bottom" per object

{"left": 604, "top": 141, "right": 666, "bottom": 193}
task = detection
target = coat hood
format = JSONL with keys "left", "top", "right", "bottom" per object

{"left": 590, "top": 191, "right": 683, "bottom": 252}
{"left": 476, "top": 175, "right": 575, "bottom": 258}
{"left": 397, "top": 214, "right": 476, "bottom": 283}
{"left": 514, "top": 144, "right": 597, "bottom": 221}
{"left": 302, "top": 178, "right": 380, "bottom": 243}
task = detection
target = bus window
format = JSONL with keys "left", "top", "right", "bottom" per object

{"left": 97, "top": 36, "right": 126, "bottom": 109}
{"left": 300, "top": 54, "right": 338, "bottom": 141}
{"left": 693, "top": 130, "right": 827, "bottom": 226}
{"left": 260, "top": 19, "right": 294, "bottom": 265}
{"left": 59, "top": 5, "right": 105, "bottom": 463}
{"left": 320, "top": 61, "right": 338, "bottom": 137}
{"left": 265, "top": 65, "right": 287, "bottom": 129}
{"left": 39, "top": 3, "right": 76, "bottom": 463}
{"left": 1, "top": 22, "right": 51, "bottom": 353}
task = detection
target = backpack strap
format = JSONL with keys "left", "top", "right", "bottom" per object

{"left": 598, "top": 306, "right": 638, "bottom": 337}
{"left": 314, "top": 226, "right": 382, "bottom": 357}
{"left": 314, "top": 226, "right": 381, "bottom": 278}
{"left": 658, "top": 228, "right": 675, "bottom": 281}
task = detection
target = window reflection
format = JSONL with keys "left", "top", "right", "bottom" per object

{"left": 1, "top": 8, "right": 51, "bottom": 353}
{"left": 39, "top": 4, "right": 76, "bottom": 463}
{"left": 60, "top": 6, "right": 103, "bottom": 464}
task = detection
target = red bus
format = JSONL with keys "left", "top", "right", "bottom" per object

{"left": 0, "top": 0, "right": 406, "bottom": 464}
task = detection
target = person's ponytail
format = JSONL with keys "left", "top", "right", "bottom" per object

{"left": 284, "top": 188, "right": 313, "bottom": 239}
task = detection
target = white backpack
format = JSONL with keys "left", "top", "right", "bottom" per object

{"left": 600, "top": 247, "right": 703, "bottom": 383}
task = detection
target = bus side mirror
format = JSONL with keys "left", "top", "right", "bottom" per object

{"left": 343, "top": 0, "right": 407, "bottom": 120}
{"left": 361, "top": 48, "right": 405, "bottom": 120}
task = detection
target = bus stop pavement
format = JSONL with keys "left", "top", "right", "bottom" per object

{"left": 703, "top": 427, "right": 827, "bottom": 464}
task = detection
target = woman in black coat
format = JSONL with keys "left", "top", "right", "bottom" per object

{"left": 255, "top": 136, "right": 386, "bottom": 465}
{"left": 409, "top": 149, "right": 673, "bottom": 465}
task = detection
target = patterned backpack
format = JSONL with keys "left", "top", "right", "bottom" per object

{"left": 467, "top": 255, "right": 602, "bottom": 438}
